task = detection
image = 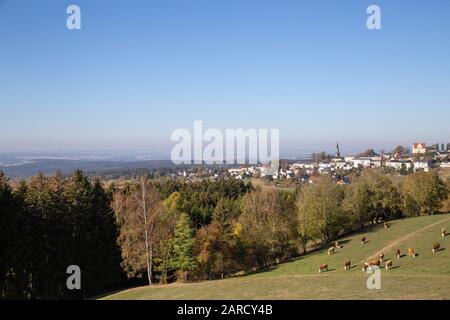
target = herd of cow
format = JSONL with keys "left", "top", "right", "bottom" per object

{"left": 318, "top": 225, "right": 447, "bottom": 273}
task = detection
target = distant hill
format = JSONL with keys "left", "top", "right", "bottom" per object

{"left": 0, "top": 158, "right": 177, "bottom": 178}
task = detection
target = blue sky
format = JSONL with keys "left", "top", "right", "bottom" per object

{"left": 1, "top": 0, "right": 449, "bottom": 156}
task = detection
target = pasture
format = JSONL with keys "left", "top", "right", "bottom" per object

{"left": 102, "top": 214, "right": 450, "bottom": 300}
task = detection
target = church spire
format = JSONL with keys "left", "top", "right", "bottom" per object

{"left": 336, "top": 142, "right": 341, "bottom": 158}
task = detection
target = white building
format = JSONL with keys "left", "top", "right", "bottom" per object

{"left": 351, "top": 157, "right": 372, "bottom": 168}
{"left": 386, "top": 160, "right": 413, "bottom": 170}
{"left": 440, "top": 162, "right": 450, "bottom": 168}
{"left": 414, "top": 161, "right": 432, "bottom": 172}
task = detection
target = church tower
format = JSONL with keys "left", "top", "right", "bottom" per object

{"left": 335, "top": 142, "right": 341, "bottom": 158}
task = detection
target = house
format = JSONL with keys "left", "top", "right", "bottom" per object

{"left": 370, "top": 156, "right": 382, "bottom": 168}
{"left": 344, "top": 156, "right": 355, "bottom": 162}
{"left": 386, "top": 160, "right": 413, "bottom": 170}
{"left": 414, "top": 161, "right": 433, "bottom": 172}
{"left": 441, "top": 162, "right": 450, "bottom": 168}
{"left": 351, "top": 157, "right": 372, "bottom": 168}
{"left": 412, "top": 142, "right": 427, "bottom": 154}
{"left": 334, "top": 161, "right": 347, "bottom": 169}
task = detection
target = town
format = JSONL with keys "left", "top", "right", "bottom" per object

{"left": 170, "top": 142, "right": 450, "bottom": 183}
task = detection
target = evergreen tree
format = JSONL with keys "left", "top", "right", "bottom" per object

{"left": 171, "top": 213, "right": 196, "bottom": 281}
{"left": 0, "top": 172, "right": 28, "bottom": 299}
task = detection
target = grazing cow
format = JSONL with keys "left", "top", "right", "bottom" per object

{"left": 344, "top": 260, "right": 351, "bottom": 270}
{"left": 335, "top": 241, "right": 342, "bottom": 249}
{"left": 319, "top": 264, "right": 328, "bottom": 273}
{"left": 379, "top": 252, "right": 384, "bottom": 261}
{"left": 361, "top": 236, "right": 366, "bottom": 244}
{"left": 408, "top": 248, "right": 416, "bottom": 258}
{"left": 328, "top": 247, "right": 335, "bottom": 255}
{"left": 432, "top": 243, "right": 440, "bottom": 253}
{"left": 385, "top": 259, "right": 392, "bottom": 271}
{"left": 395, "top": 249, "right": 401, "bottom": 259}
{"left": 442, "top": 229, "right": 446, "bottom": 238}
{"left": 384, "top": 222, "right": 388, "bottom": 229}
{"left": 362, "top": 259, "right": 380, "bottom": 272}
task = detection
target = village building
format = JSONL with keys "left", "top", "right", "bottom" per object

{"left": 412, "top": 142, "right": 427, "bottom": 154}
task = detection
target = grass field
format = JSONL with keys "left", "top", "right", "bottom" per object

{"left": 102, "top": 214, "right": 450, "bottom": 300}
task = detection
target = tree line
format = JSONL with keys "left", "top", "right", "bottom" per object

{"left": 0, "top": 170, "right": 122, "bottom": 299}
{"left": 1, "top": 168, "right": 449, "bottom": 299}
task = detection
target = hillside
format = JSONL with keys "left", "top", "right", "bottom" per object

{"left": 102, "top": 214, "right": 450, "bottom": 300}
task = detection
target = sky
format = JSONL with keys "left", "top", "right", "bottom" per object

{"left": 1, "top": 0, "right": 449, "bottom": 157}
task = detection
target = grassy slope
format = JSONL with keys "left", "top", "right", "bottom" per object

{"left": 103, "top": 214, "right": 450, "bottom": 300}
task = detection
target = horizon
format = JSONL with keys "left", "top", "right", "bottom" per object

{"left": 0, "top": 139, "right": 447, "bottom": 161}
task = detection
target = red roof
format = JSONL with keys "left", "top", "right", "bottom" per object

{"left": 413, "top": 142, "right": 426, "bottom": 148}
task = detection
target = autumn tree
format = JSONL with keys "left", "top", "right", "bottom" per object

{"left": 342, "top": 170, "right": 401, "bottom": 228}
{"left": 194, "top": 198, "right": 241, "bottom": 279}
{"left": 402, "top": 171, "right": 449, "bottom": 216}
{"left": 296, "top": 175, "right": 344, "bottom": 247}
{"left": 116, "top": 177, "right": 164, "bottom": 285}
{"left": 239, "top": 189, "right": 296, "bottom": 268}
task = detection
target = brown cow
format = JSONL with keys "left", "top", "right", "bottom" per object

{"left": 362, "top": 259, "right": 380, "bottom": 272}
{"left": 442, "top": 229, "right": 446, "bottom": 238}
{"left": 361, "top": 236, "right": 366, "bottom": 244}
{"left": 432, "top": 243, "right": 440, "bottom": 253}
{"left": 319, "top": 264, "right": 328, "bottom": 273}
{"left": 384, "top": 222, "right": 389, "bottom": 229}
{"left": 335, "top": 241, "right": 343, "bottom": 249}
{"left": 395, "top": 249, "right": 401, "bottom": 259}
{"left": 379, "top": 252, "right": 384, "bottom": 261}
{"left": 408, "top": 248, "right": 416, "bottom": 258}
{"left": 385, "top": 259, "right": 392, "bottom": 271}
{"left": 344, "top": 260, "right": 351, "bottom": 270}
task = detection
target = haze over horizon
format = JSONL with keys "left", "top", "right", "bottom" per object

{"left": 1, "top": 0, "right": 450, "bottom": 154}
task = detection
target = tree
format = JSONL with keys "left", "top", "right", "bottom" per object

{"left": 296, "top": 175, "right": 344, "bottom": 246}
{"left": 402, "top": 171, "right": 449, "bottom": 216}
{"left": 152, "top": 193, "right": 181, "bottom": 284}
{"left": 358, "top": 149, "right": 379, "bottom": 157}
{"left": 193, "top": 198, "right": 241, "bottom": 280}
{"left": 239, "top": 190, "right": 296, "bottom": 268}
{"left": 312, "top": 152, "right": 331, "bottom": 164}
{"left": 392, "top": 145, "right": 407, "bottom": 155}
{"left": 64, "top": 170, "right": 123, "bottom": 298}
{"left": 341, "top": 178, "right": 370, "bottom": 230}
{"left": 171, "top": 213, "right": 196, "bottom": 281}
{"left": 0, "top": 171, "right": 28, "bottom": 299}
{"left": 343, "top": 170, "right": 401, "bottom": 226}
{"left": 400, "top": 163, "right": 408, "bottom": 175}
{"left": 116, "top": 177, "right": 164, "bottom": 285}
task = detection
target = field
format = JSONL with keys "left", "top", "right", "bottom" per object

{"left": 102, "top": 214, "right": 450, "bottom": 300}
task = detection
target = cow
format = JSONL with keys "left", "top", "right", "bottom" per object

{"left": 385, "top": 259, "right": 392, "bottom": 271}
{"left": 361, "top": 236, "right": 366, "bottom": 244}
{"left": 384, "top": 222, "right": 389, "bottom": 229}
{"left": 432, "top": 243, "right": 440, "bottom": 253}
{"left": 442, "top": 229, "right": 446, "bottom": 238}
{"left": 362, "top": 259, "right": 380, "bottom": 272}
{"left": 328, "top": 247, "right": 335, "bottom": 255}
{"left": 395, "top": 249, "right": 401, "bottom": 259}
{"left": 344, "top": 260, "right": 351, "bottom": 270}
{"left": 379, "top": 252, "right": 384, "bottom": 261}
{"left": 335, "top": 241, "right": 343, "bottom": 249}
{"left": 319, "top": 264, "right": 328, "bottom": 273}
{"left": 408, "top": 248, "right": 416, "bottom": 258}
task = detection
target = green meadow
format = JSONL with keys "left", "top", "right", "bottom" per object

{"left": 103, "top": 214, "right": 450, "bottom": 300}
